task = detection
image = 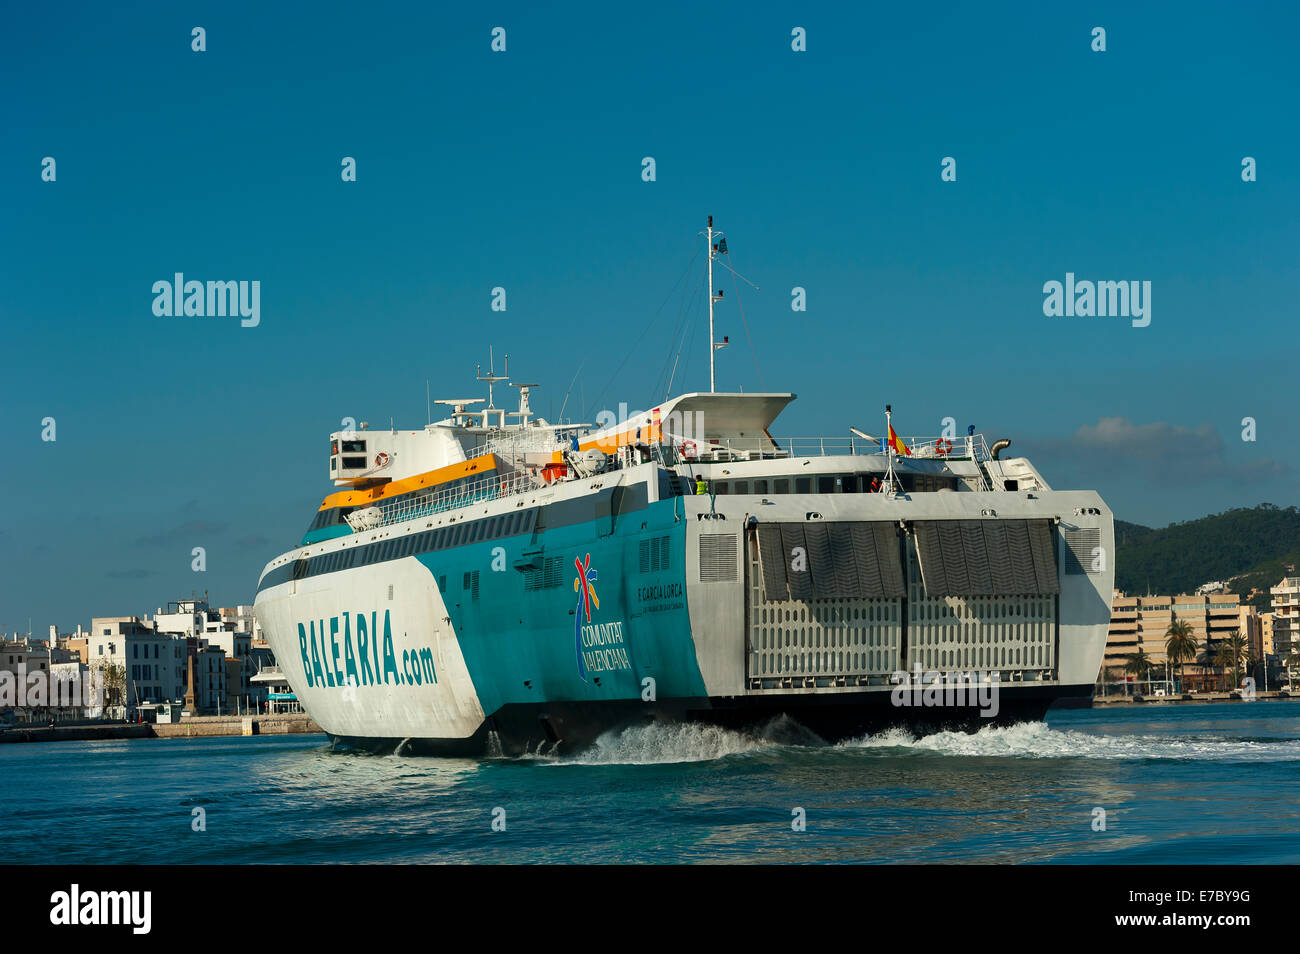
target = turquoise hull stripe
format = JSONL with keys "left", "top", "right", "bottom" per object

{"left": 417, "top": 499, "right": 706, "bottom": 716}
{"left": 302, "top": 524, "right": 353, "bottom": 545}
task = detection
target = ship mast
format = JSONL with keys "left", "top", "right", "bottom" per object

{"left": 706, "top": 215, "right": 728, "bottom": 392}
{"left": 708, "top": 216, "right": 715, "bottom": 392}
{"left": 476, "top": 347, "right": 510, "bottom": 429}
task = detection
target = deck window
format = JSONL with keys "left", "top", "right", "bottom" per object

{"left": 774, "top": 478, "right": 790, "bottom": 494}
{"left": 796, "top": 477, "right": 811, "bottom": 494}
{"left": 341, "top": 440, "right": 366, "bottom": 453}
{"left": 734, "top": 481, "right": 749, "bottom": 495}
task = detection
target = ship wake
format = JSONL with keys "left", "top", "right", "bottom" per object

{"left": 841, "top": 720, "right": 1300, "bottom": 762}
{"left": 537, "top": 715, "right": 826, "bottom": 766}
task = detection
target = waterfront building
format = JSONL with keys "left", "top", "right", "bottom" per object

{"left": 1271, "top": 577, "right": 1300, "bottom": 682}
{"left": 0, "top": 637, "right": 73, "bottom": 674}
{"left": 182, "top": 638, "right": 228, "bottom": 713}
{"left": 249, "top": 665, "right": 302, "bottom": 714}
{"left": 1261, "top": 612, "right": 1276, "bottom": 657}
{"left": 88, "top": 625, "right": 187, "bottom": 716}
{"left": 49, "top": 661, "right": 97, "bottom": 720}
{"left": 205, "top": 631, "right": 254, "bottom": 701}
{"left": 1102, "top": 592, "right": 1251, "bottom": 691}
{"left": 223, "top": 656, "right": 243, "bottom": 710}
{"left": 1, "top": 639, "right": 46, "bottom": 676}
{"left": 153, "top": 598, "right": 221, "bottom": 639}
{"left": 0, "top": 597, "right": 283, "bottom": 720}
{"left": 219, "top": 605, "right": 262, "bottom": 641}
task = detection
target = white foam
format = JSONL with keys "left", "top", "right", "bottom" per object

{"left": 539, "top": 721, "right": 780, "bottom": 766}
{"left": 840, "top": 720, "right": 1300, "bottom": 762}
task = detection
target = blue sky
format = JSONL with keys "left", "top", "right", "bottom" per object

{"left": 2, "top": 1, "right": 1296, "bottom": 632}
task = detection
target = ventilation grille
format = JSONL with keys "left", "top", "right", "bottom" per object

{"left": 639, "top": 535, "right": 671, "bottom": 574}
{"left": 462, "top": 569, "right": 481, "bottom": 600}
{"left": 699, "top": 533, "right": 738, "bottom": 582}
{"left": 906, "top": 541, "right": 1057, "bottom": 671}
{"left": 756, "top": 522, "right": 905, "bottom": 602}
{"left": 1063, "top": 527, "right": 1102, "bottom": 575}
{"left": 523, "top": 557, "right": 564, "bottom": 591}
{"left": 913, "top": 519, "right": 1059, "bottom": 596}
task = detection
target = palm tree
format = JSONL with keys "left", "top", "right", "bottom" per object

{"left": 1243, "top": 645, "right": 1261, "bottom": 693}
{"left": 1124, "top": 649, "right": 1153, "bottom": 695}
{"left": 1165, "top": 617, "right": 1197, "bottom": 693}
{"left": 1096, "top": 664, "right": 1112, "bottom": 698}
{"left": 1215, "top": 633, "right": 1248, "bottom": 692}
{"left": 1195, "top": 642, "right": 1218, "bottom": 692}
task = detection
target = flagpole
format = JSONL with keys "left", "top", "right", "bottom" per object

{"left": 885, "top": 404, "right": 896, "bottom": 493}
{"left": 707, "top": 216, "right": 715, "bottom": 393}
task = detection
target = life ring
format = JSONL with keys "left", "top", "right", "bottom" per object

{"left": 935, "top": 438, "right": 952, "bottom": 457}
{"left": 681, "top": 440, "right": 697, "bottom": 459}
{"left": 374, "top": 452, "right": 391, "bottom": 467}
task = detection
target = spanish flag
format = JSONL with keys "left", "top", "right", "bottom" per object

{"left": 888, "top": 423, "right": 911, "bottom": 456}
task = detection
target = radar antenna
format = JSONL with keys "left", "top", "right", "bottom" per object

{"left": 476, "top": 347, "right": 509, "bottom": 409}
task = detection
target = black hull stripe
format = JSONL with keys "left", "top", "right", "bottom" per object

{"left": 327, "top": 685, "right": 1093, "bottom": 757}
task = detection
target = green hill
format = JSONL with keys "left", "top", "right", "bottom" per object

{"left": 1113, "top": 504, "right": 1300, "bottom": 610}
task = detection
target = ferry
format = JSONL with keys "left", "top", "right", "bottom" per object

{"left": 253, "top": 219, "right": 1115, "bottom": 755}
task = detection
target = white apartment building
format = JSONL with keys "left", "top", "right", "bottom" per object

{"left": 205, "top": 631, "right": 253, "bottom": 700}
{"left": 88, "top": 620, "right": 187, "bottom": 711}
{"left": 1272, "top": 577, "right": 1300, "bottom": 678}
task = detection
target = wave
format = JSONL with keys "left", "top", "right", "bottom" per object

{"left": 515, "top": 716, "right": 1300, "bottom": 767}
{"left": 540, "top": 715, "right": 825, "bottom": 766}
{"left": 841, "top": 720, "right": 1300, "bottom": 762}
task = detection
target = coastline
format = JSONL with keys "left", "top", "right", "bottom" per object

{"left": 0, "top": 713, "right": 321, "bottom": 744}
{"left": 1091, "top": 690, "right": 1292, "bottom": 708}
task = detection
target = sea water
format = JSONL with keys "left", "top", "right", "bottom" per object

{"left": 4, "top": 701, "right": 1298, "bottom": 864}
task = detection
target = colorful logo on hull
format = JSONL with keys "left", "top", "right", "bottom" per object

{"left": 573, "top": 553, "right": 599, "bottom": 681}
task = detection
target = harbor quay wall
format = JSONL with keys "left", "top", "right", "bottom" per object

{"left": 0, "top": 713, "right": 321, "bottom": 743}
{"left": 153, "top": 714, "right": 321, "bottom": 737}
{"left": 1092, "top": 690, "right": 1292, "bottom": 707}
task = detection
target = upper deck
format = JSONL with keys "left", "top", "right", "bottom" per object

{"left": 301, "top": 400, "right": 1048, "bottom": 546}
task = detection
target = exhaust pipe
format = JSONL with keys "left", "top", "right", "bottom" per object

{"left": 990, "top": 438, "right": 1011, "bottom": 460}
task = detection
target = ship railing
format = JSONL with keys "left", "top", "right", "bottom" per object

{"left": 375, "top": 442, "right": 669, "bottom": 529}
{"left": 472, "top": 432, "right": 572, "bottom": 461}
{"left": 674, "top": 434, "right": 992, "bottom": 463}
{"left": 375, "top": 469, "right": 542, "bottom": 527}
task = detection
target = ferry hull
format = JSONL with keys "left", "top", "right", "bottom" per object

{"left": 255, "top": 475, "right": 1115, "bottom": 757}
{"left": 326, "top": 684, "right": 1092, "bottom": 757}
